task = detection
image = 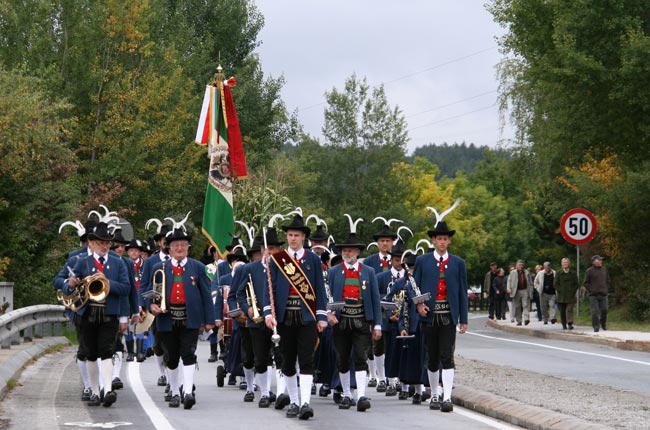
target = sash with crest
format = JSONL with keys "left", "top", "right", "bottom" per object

{"left": 271, "top": 250, "right": 317, "bottom": 320}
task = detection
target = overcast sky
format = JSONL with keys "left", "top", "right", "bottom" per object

{"left": 253, "top": 1, "right": 515, "bottom": 154}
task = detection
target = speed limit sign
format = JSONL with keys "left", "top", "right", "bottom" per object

{"left": 560, "top": 208, "right": 597, "bottom": 245}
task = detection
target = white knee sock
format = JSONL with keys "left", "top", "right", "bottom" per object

{"left": 276, "top": 369, "right": 286, "bottom": 395}
{"left": 155, "top": 354, "right": 166, "bottom": 377}
{"left": 243, "top": 367, "right": 255, "bottom": 392}
{"left": 375, "top": 355, "right": 386, "bottom": 381}
{"left": 257, "top": 370, "right": 269, "bottom": 396}
{"left": 183, "top": 364, "right": 195, "bottom": 395}
{"left": 100, "top": 358, "right": 113, "bottom": 394}
{"left": 285, "top": 374, "right": 299, "bottom": 405}
{"left": 77, "top": 359, "right": 91, "bottom": 389}
{"left": 442, "top": 368, "right": 454, "bottom": 401}
{"left": 339, "top": 371, "right": 352, "bottom": 398}
{"left": 87, "top": 360, "right": 100, "bottom": 396}
{"left": 299, "top": 374, "right": 313, "bottom": 405}
{"left": 169, "top": 366, "right": 180, "bottom": 396}
{"left": 112, "top": 352, "right": 122, "bottom": 379}
{"left": 266, "top": 366, "right": 273, "bottom": 395}
{"left": 427, "top": 369, "right": 439, "bottom": 398}
{"left": 355, "top": 370, "right": 367, "bottom": 399}
{"left": 367, "top": 358, "right": 376, "bottom": 380}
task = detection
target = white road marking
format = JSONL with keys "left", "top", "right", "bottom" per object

{"left": 127, "top": 363, "right": 176, "bottom": 430}
{"left": 455, "top": 407, "right": 522, "bottom": 429}
{"left": 466, "top": 331, "right": 650, "bottom": 366}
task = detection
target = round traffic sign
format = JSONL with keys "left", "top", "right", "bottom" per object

{"left": 560, "top": 208, "right": 597, "bottom": 245}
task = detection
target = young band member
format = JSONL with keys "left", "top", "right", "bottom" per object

{"left": 327, "top": 217, "right": 382, "bottom": 412}
{"left": 144, "top": 222, "right": 216, "bottom": 409}
{"left": 264, "top": 213, "right": 328, "bottom": 420}
{"left": 413, "top": 218, "right": 468, "bottom": 413}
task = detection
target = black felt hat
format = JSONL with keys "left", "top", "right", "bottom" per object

{"left": 126, "top": 239, "right": 145, "bottom": 251}
{"left": 309, "top": 225, "right": 328, "bottom": 242}
{"left": 87, "top": 222, "right": 115, "bottom": 242}
{"left": 165, "top": 228, "right": 192, "bottom": 245}
{"left": 333, "top": 233, "right": 365, "bottom": 252}
{"left": 153, "top": 225, "right": 171, "bottom": 242}
{"left": 247, "top": 235, "right": 264, "bottom": 256}
{"left": 263, "top": 227, "right": 285, "bottom": 246}
{"left": 427, "top": 221, "right": 456, "bottom": 238}
{"left": 389, "top": 239, "right": 406, "bottom": 257}
{"left": 225, "top": 235, "right": 243, "bottom": 252}
{"left": 373, "top": 224, "right": 398, "bottom": 241}
{"left": 281, "top": 214, "right": 311, "bottom": 236}
{"left": 112, "top": 228, "right": 128, "bottom": 245}
{"left": 227, "top": 245, "right": 249, "bottom": 264}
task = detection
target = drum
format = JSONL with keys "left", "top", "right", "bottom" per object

{"left": 223, "top": 317, "right": 233, "bottom": 337}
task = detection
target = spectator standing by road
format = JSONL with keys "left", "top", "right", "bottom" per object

{"left": 554, "top": 257, "right": 579, "bottom": 330}
{"left": 583, "top": 255, "right": 610, "bottom": 332}
{"left": 507, "top": 260, "right": 532, "bottom": 326}
{"left": 492, "top": 268, "right": 507, "bottom": 320}
{"left": 534, "top": 262, "right": 557, "bottom": 324}
{"left": 484, "top": 262, "right": 498, "bottom": 320}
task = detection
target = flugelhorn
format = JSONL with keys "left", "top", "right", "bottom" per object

{"left": 142, "top": 261, "right": 167, "bottom": 312}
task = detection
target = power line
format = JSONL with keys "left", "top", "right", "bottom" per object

{"left": 296, "top": 46, "right": 498, "bottom": 113}
{"left": 406, "top": 89, "right": 497, "bottom": 119}
{"left": 407, "top": 102, "right": 497, "bottom": 132}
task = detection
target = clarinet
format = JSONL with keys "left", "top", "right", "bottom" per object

{"left": 401, "top": 288, "right": 410, "bottom": 348}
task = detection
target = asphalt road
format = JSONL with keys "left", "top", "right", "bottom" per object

{"left": 0, "top": 338, "right": 523, "bottom": 430}
{"left": 459, "top": 315, "right": 650, "bottom": 394}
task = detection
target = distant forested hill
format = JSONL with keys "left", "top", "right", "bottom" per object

{"left": 409, "top": 142, "right": 510, "bottom": 177}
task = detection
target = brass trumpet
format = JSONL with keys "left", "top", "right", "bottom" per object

{"left": 245, "top": 273, "right": 264, "bottom": 323}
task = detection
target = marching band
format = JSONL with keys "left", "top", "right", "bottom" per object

{"left": 54, "top": 203, "right": 468, "bottom": 417}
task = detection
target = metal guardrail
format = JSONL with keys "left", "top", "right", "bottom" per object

{"left": 0, "top": 305, "right": 71, "bottom": 349}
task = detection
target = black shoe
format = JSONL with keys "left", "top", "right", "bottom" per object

{"left": 368, "top": 378, "right": 377, "bottom": 387}
{"left": 259, "top": 395, "right": 271, "bottom": 408}
{"left": 319, "top": 384, "right": 331, "bottom": 397}
{"left": 169, "top": 395, "right": 180, "bottom": 408}
{"left": 412, "top": 393, "right": 422, "bottom": 405}
{"left": 111, "top": 377, "right": 123, "bottom": 390}
{"left": 398, "top": 390, "right": 408, "bottom": 400}
{"left": 594, "top": 328, "right": 599, "bottom": 332}
{"left": 333, "top": 391, "right": 342, "bottom": 404}
{"left": 421, "top": 391, "right": 431, "bottom": 402}
{"left": 408, "top": 385, "right": 416, "bottom": 397}
{"left": 311, "top": 383, "right": 316, "bottom": 395}
{"left": 516, "top": 322, "right": 522, "bottom": 326}
{"left": 102, "top": 390, "right": 117, "bottom": 407}
{"left": 183, "top": 393, "right": 196, "bottom": 410}
{"left": 551, "top": 318, "right": 557, "bottom": 324}
{"left": 440, "top": 400, "right": 453, "bottom": 412}
{"left": 81, "top": 388, "right": 91, "bottom": 401}
{"left": 136, "top": 351, "right": 146, "bottom": 362}
{"left": 146, "top": 347, "right": 154, "bottom": 358}
{"left": 243, "top": 391, "right": 255, "bottom": 402}
{"left": 239, "top": 381, "right": 247, "bottom": 390}
{"left": 356, "top": 396, "right": 371, "bottom": 412}
{"left": 338, "top": 396, "right": 352, "bottom": 410}
{"left": 269, "top": 391, "right": 276, "bottom": 403}
{"left": 385, "top": 384, "right": 397, "bottom": 396}
{"left": 126, "top": 353, "right": 135, "bottom": 362}
{"left": 228, "top": 374, "right": 237, "bottom": 385}
{"left": 568, "top": 324, "right": 574, "bottom": 330}
{"left": 376, "top": 380, "right": 387, "bottom": 393}
{"left": 208, "top": 353, "right": 218, "bottom": 363}
{"left": 543, "top": 321, "right": 548, "bottom": 325}
{"left": 525, "top": 320, "right": 530, "bottom": 325}
{"left": 602, "top": 324, "right": 607, "bottom": 331}
{"left": 88, "top": 394, "right": 101, "bottom": 406}
{"left": 298, "top": 403, "right": 314, "bottom": 420}
{"left": 164, "top": 391, "right": 172, "bottom": 402}
{"left": 275, "top": 393, "right": 290, "bottom": 410}
{"left": 157, "top": 375, "right": 167, "bottom": 386}
{"left": 165, "top": 383, "right": 170, "bottom": 393}
{"left": 429, "top": 397, "right": 441, "bottom": 410}
{"left": 286, "top": 403, "right": 299, "bottom": 418}
{"left": 562, "top": 325, "right": 568, "bottom": 330}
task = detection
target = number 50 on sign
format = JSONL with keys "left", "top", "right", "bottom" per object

{"left": 560, "top": 208, "right": 597, "bottom": 245}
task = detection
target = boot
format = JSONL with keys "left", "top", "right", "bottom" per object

{"left": 126, "top": 339, "right": 135, "bottom": 362}
{"left": 208, "top": 342, "right": 218, "bottom": 363}
{"left": 136, "top": 339, "right": 146, "bottom": 363}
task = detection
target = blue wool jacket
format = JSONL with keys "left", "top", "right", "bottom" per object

{"left": 327, "top": 262, "right": 382, "bottom": 327}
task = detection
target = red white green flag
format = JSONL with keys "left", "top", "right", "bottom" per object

{"left": 195, "top": 74, "right": 247, "bottom": 256}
